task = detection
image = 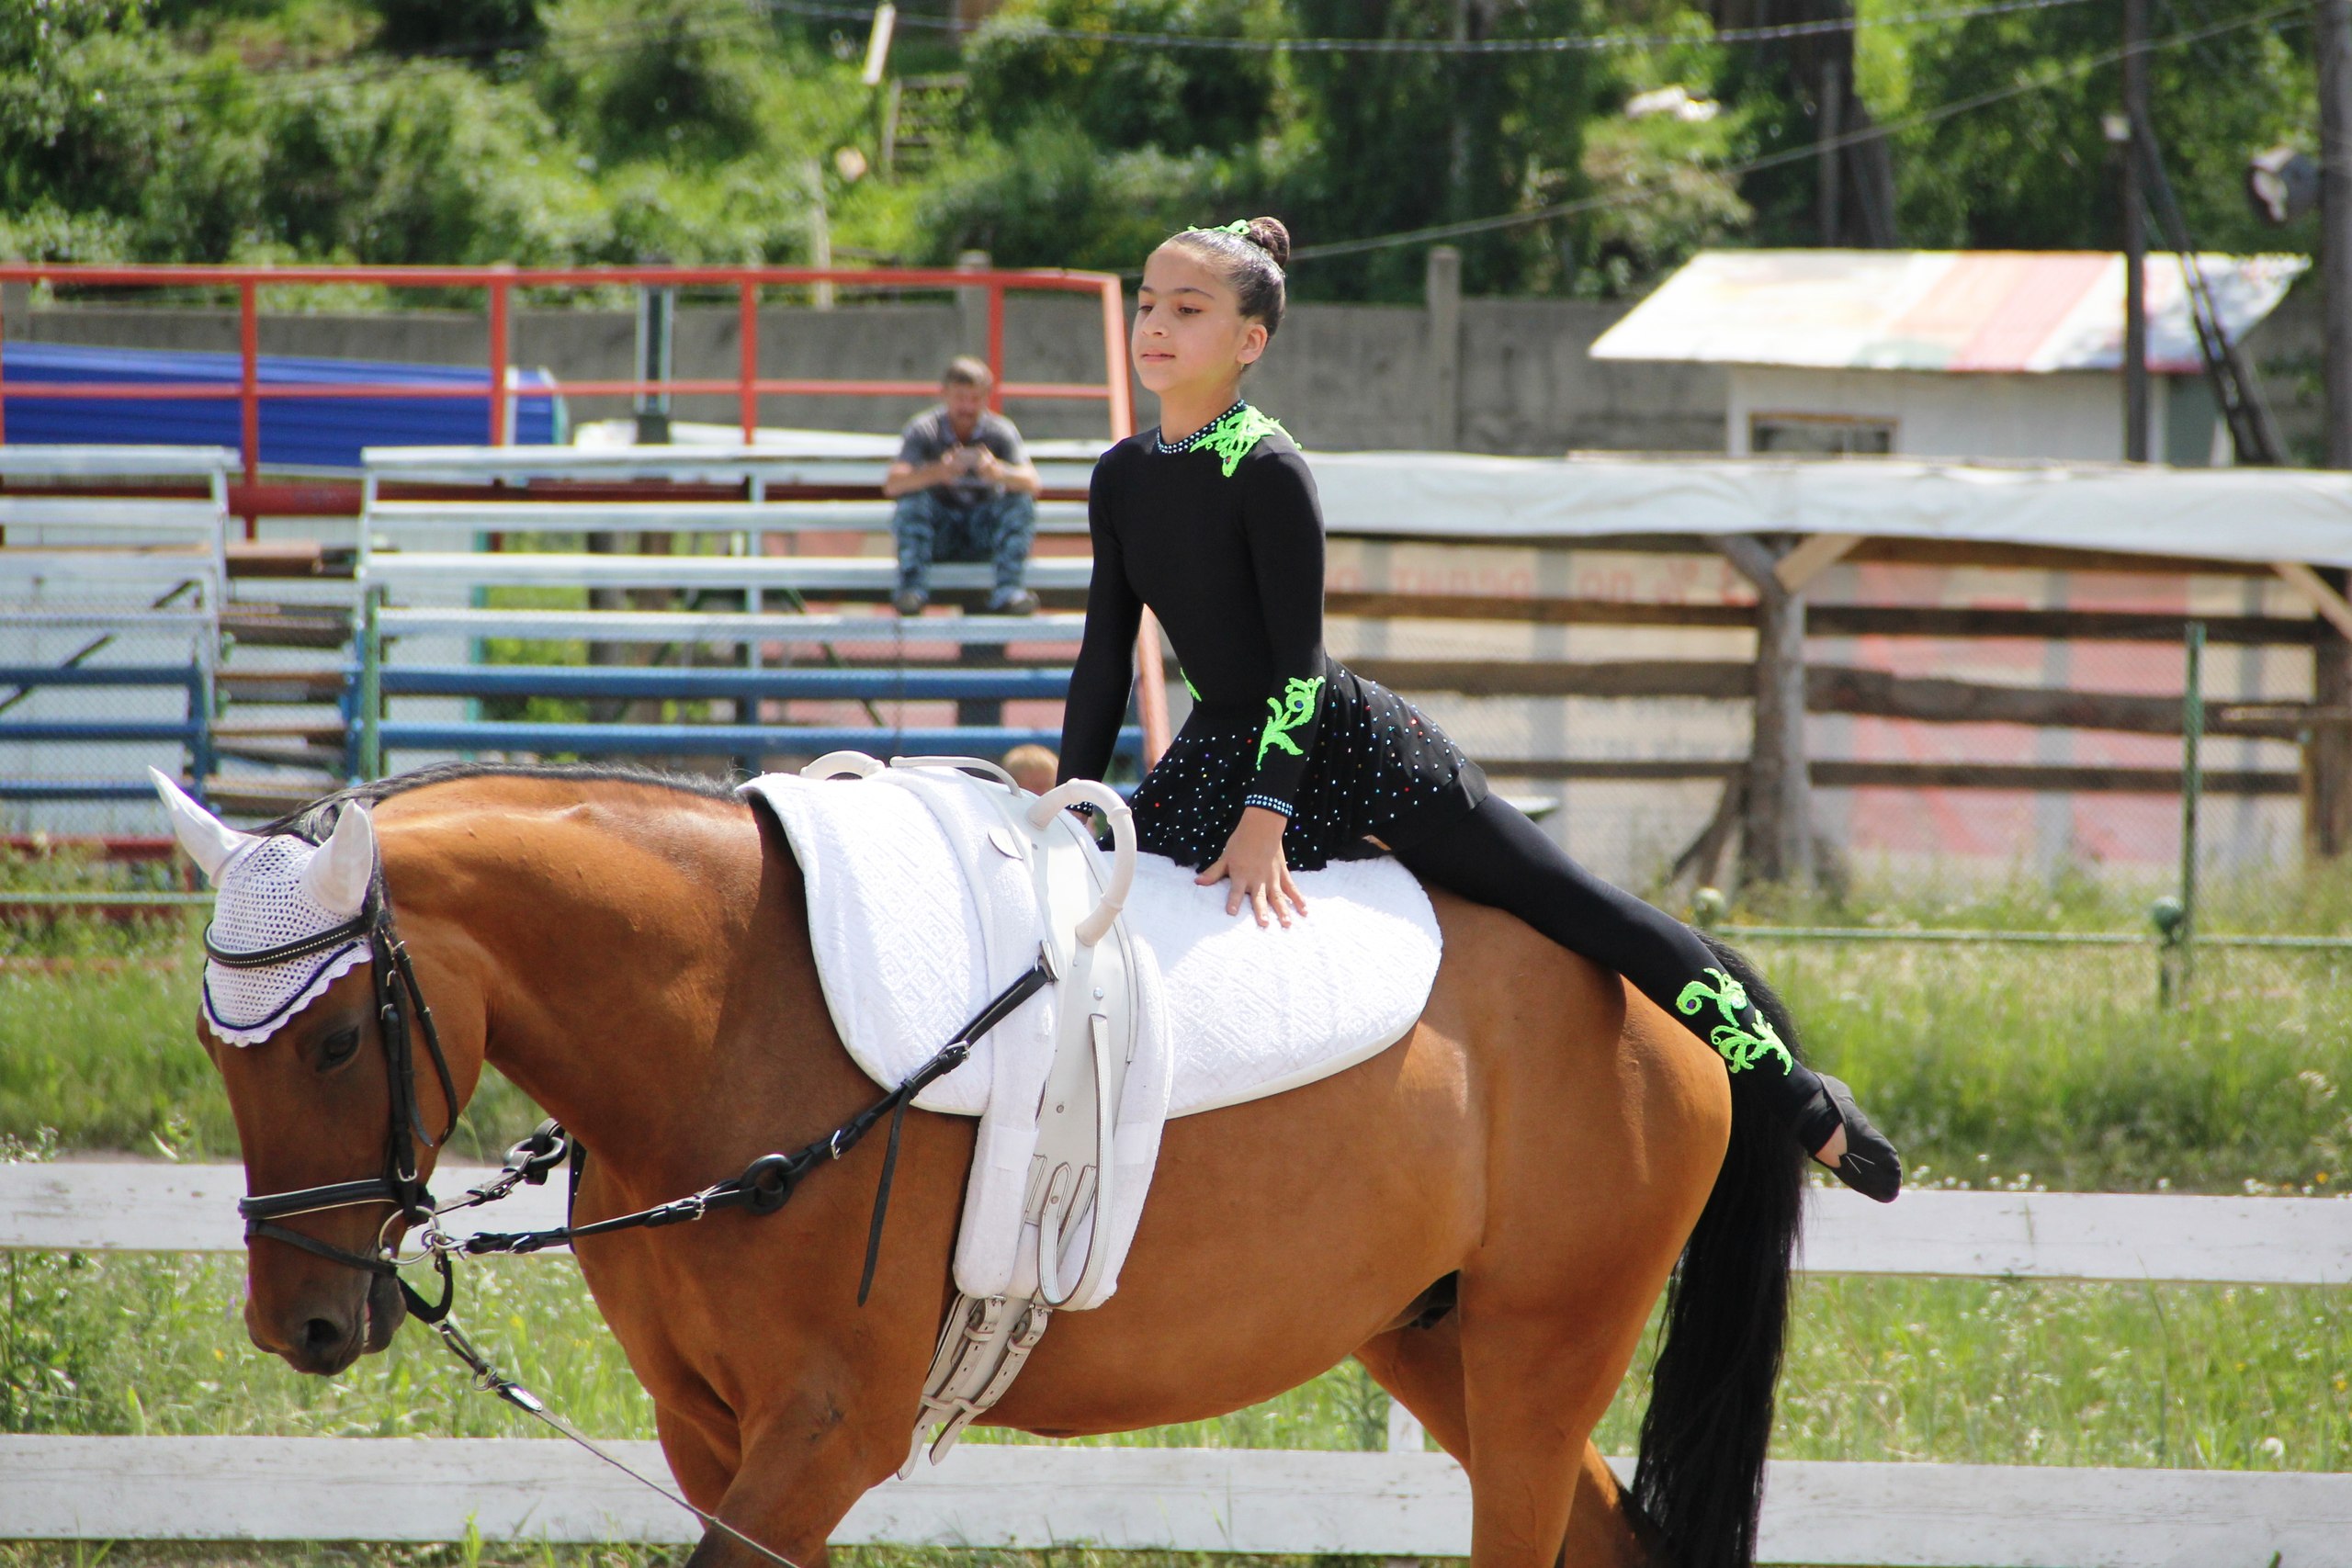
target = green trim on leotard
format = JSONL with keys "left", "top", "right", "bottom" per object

{"left": 1676, "top": 966, "right": 1795, "bottom": 1075}
{"left": 1257, "top": 675, "right": 1324, "bottom": 769}
{"left": 1193, "top": 403, "right": 1295, "bottom": 479}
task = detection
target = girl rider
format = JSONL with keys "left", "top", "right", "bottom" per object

{"left": 1057, "top": 217, "right": 1900, "bottom": 1201}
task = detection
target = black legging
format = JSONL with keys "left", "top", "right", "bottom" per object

{"left": 1393, "top": 793, "right": 1833, "bottom": 1143}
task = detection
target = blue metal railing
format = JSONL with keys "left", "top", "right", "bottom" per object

{"left": 0, "top": 663, "right": 212, "bottom": 802}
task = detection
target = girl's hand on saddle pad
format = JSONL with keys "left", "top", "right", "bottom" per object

{"left": 1197, "top": 807, "right": 1308, "bottom": 929}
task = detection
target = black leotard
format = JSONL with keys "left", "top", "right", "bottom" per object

{"left": 1059, "top": 408, "right": 1487, "bottom": 869}
{"left": 1055, "top": 400, "right": 1903, "bottom": 1199}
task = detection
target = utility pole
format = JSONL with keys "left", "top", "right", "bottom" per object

{"left": 2121, "top": 0, "right": 2151, "bottom": 461}
{"left": 2323, "top": 0, "right": 2352, "bottom": 470}
{"left": 1817, "top": 60, "right": 1843, "bottom": 246}
{"left": 2314, "top": 0, "right": 2352, "bottom": 852}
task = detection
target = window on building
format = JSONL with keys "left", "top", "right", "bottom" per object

{"left": 1749, "top": 414, "right": 1895, "bottom": 456}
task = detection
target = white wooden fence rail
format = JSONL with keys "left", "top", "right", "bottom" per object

{"left": 5, "top": 1438, "right": 2350, "bottom": 1568}
{"left": 7, "top": 1165, "right": 2351, "bottom": 1563}
{"left": 8, "top": 1164, "right": 2350, "bottom": 1284}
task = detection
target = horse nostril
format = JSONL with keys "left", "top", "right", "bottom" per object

{"left": 298, "top": 1316, "right": 346, "bottom": 1357}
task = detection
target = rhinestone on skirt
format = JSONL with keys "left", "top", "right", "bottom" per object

{"left": 1131, "top": 663, "right": 1487, "bottom": 871}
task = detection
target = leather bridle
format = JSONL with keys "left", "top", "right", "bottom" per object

{"left": 204, "top": 826, "right": 462, "bottom": 1322}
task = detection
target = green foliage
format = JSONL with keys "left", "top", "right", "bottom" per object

{"left": 0, "top": 1, "right": 2329, "bottom": 341}
{"left": 1572, "top": 107, "right": 1753, "bottom": 299}
{"left": 0, "top": 0, "right": 860, "bottom": 268}
{"left": 966, "top": 0, "right": 1285, "bottom": 154}
{"left": 536, "top": 0, "right": 772, "bottom": 167}
{"left": 1278, "top": 0, "right": 1595, "bottom": 299}
{"left": 916, "top": 118, "right": 1242, "bottom": 269}
{"left": 372, "top": 0, "right": 544, "bottom": 57}
{"left": 1891, "top": 0, "right": 2316, "bottom": 254}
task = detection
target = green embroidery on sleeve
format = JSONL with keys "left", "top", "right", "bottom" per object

{"left": 1197, "top": 404, "right": 1296, "bottom": 478}
{"left": 1256, "top": 675, "right": 1324, "bottom": 769}
{"left": 1676, "top": 966, "right": 1794, "bottom": 1076}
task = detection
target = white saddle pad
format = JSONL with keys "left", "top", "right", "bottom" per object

{"left": 743, "top": 773, "right": 1442, "bottom": 1119}
{"left": 741, "top": 767, "right": 1441, "bottom": 1303}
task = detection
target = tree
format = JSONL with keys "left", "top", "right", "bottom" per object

{"left": 373, "top": 0, "right": 545, "bottom": 58}
{"left": 1892, "top": 0, "right": 2313, "bottom": 254}
{"left": 1279, "top": 0, "right": 1596, "bottom": 299}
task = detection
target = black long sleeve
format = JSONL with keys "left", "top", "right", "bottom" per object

{"left": 1234, "top": 452, "right": 1326, "bottom": 810}
{"left": 1057, "top": 461, "right": 1142, "bottom": 787}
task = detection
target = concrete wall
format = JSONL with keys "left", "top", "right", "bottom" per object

{"left": 7, "top": 265, "right": 2323, "bottom": 462}
{"left": 0, "top": 276, "right": 1725, "bottom": 457}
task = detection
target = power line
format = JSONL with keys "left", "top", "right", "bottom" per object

{"left": 95, "top": 0, "right": 2101, "bottom": 105}
{"left": 770, "top": 0, "right": 2101, "bottom": 55}
{"left": 91, "top": 5, "right": 775, "bottom": 110}
{"left": 1287, "top": 0, "right": 2312, "bottom": 262}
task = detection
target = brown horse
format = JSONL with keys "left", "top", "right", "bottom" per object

{"left": 178, "top": 763, "right": 1804, "bottom": 1568}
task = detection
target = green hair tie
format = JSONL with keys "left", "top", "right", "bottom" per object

{"left": 1191, "top": 220, "right": 1252, "bottom": 237}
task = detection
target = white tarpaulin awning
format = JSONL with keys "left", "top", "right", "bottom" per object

{"left": 1586, "top": 249, "right": 2307, "bottom": 375}
{"left": 1305, "top": 452, "right": 2352, "bottom": 570}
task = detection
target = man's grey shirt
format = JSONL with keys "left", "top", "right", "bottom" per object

{"left": 897, "top": 405, "right": 1027, "bottom": 510}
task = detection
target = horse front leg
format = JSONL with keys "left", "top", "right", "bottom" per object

{"left": 670, "top": 1361, "right": 922, "bottom": 1568}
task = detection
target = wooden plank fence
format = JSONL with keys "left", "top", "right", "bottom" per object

{"left": 8, "top": 1164, "right": 2352, "bottom": 1283}
{"left": 6, "top": 1165, "right": 2350, "bottom": 1562}
{"left": 5, "top": 1438, "right": 2350, "bottom": 1567}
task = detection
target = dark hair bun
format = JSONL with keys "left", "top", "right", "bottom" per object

{"left": 1245, "top": 216, "right": 1291, "bottom": 270}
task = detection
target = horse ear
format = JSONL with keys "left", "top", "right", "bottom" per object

{"left": 301, "top": 804, "right": 376, "bottom": 919}
{"left": 148, "top": 768, "right": 256, "bottom": 885}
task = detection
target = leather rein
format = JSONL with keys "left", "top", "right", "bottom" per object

{"left": 205, "top": 817, "right": 1057, "bottom": 1568}
{"left": 209, "top": 828, "right": 1055, "bottom": 1324}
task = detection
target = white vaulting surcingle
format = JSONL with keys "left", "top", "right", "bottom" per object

{"left": 147, "top": 770, "right": 376, "bottom": 1047}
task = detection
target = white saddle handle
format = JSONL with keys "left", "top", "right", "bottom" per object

{"left": 890, "top": 754, "right": 1020, "bottom": 794}
{"left": 801, "top": 750, "right": 886, "bottom": 779}
{"left": 1026, "top": 780, "right": 1134, "bottom": 949}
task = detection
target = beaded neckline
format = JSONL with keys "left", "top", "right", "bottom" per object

{"left": 1156, "top": 400, "right": 1249, "bottom": 457}
{"left": 1153, "top": 400, "right": 1294, "bottom": 478}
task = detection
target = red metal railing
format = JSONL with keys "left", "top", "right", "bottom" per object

{"left": 0, "top": 261, "right": 1136, "bottom": 484}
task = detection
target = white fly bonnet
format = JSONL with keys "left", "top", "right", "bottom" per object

{"left": 150, "top": 770, "right": 379, "bottom": 1046}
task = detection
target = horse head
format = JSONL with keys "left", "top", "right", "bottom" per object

{"left": 152, "top": 771, "right": 484, "bottom": 1376}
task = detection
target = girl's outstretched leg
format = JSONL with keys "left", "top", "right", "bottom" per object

{"left": 1395, "top": 795, "right": 1900, "bottom": 1201}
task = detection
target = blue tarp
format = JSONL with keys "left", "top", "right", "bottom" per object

{"left": 0, "top": 340, "right": 561, "bottom": 469}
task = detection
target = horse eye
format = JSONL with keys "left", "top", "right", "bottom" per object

{"left": 318, "top": 1026, "right": 363, "bottom": 1068}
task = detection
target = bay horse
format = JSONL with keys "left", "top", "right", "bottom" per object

{"left": 182, "top": 763, "right": 1804, "bottom": 1568}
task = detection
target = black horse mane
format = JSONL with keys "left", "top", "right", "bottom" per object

{"left": 259, "top": 761, "right": 741, "bottom": 840}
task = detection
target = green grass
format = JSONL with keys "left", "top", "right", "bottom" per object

{"left": 12, "top": 915, "right": 2352, "bottom": 1190}
{"left": 3, "top": 1243, "right": 2344, "bottom": 1472}
{"left": 6, "top": 858, "right": 2352, "bottom": 1562}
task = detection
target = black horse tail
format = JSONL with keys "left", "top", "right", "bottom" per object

{"left": 1632, "top": 934, "right": 1807, "bottom": 1568}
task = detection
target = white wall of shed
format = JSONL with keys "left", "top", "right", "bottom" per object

{"left": 1724, "top": 367, "right": 2199, "bottom": 463}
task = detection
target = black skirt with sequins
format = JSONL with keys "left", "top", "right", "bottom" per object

{"left": 1131, "top": 659, "right": 1489, "bottom": 872}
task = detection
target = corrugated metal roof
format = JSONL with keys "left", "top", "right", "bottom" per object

{"left": 1589, "top": 249, "right": 2308, "bottom": 374}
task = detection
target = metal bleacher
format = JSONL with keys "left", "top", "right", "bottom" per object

{"left": 354, "top": 442, "right": 1138, "bottom": 779}
{"left": 0, "top": 446, "right": 231, "bottom": 825}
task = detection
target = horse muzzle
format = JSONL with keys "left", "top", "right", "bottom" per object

{"left": 244, "top": 1244, "right": 406, "bottom": 1375}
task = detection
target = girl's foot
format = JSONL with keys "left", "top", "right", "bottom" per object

{"left": 1796, "top": 1074, "right": 1902, "bottom": 1202}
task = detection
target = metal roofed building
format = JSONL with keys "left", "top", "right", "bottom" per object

{"left": 1589, "top": 249, "right": 2307, "bottom": 466}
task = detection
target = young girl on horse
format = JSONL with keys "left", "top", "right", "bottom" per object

{"left": 1057, "top": 216, "right": 1900, "bottom": 1201}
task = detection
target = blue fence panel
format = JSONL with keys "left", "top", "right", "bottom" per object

{"left": 0, "top": 341, "right": 559, "bottom": 468}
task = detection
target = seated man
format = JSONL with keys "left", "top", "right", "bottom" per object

{"left": 885, "top": 356, "right": 1043, "bottom": 616}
